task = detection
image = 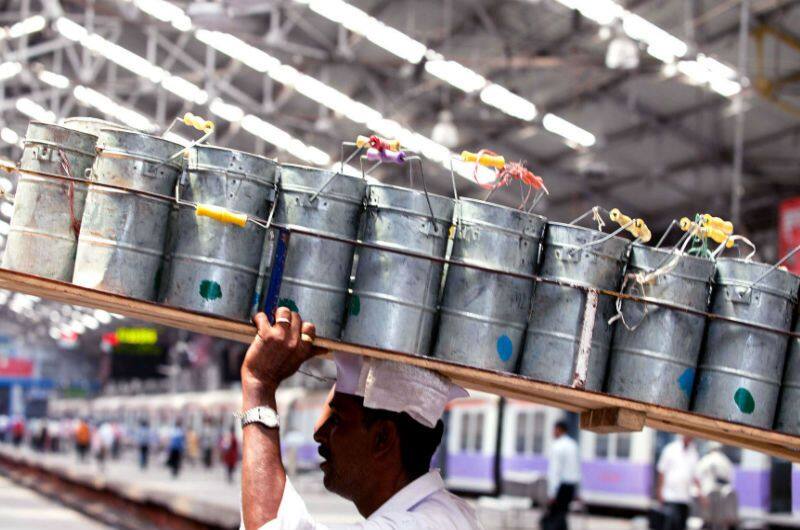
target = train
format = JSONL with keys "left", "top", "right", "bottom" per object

{"left": 48, "top": 387, "right": 799, "bottom": 518}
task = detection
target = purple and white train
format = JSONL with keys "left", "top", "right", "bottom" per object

{"left": 443, "top": 392, "right": 797, "bottom": 519}
{"left": 52, "top": 388, "right": 799, "bottom": 519}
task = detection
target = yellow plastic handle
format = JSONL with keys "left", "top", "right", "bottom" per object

{"left": 702, "top": 214, "right": 733, "bottom": 235}
{"left": 461, "top": 150, "right": 505, "bottom": 169}
{"left": 609, "top": 208, "right": 651, "bottom": 243}
{"left": 679, "top": 217, "right": 695, "bottom": 232}
{"left": 195, "top": 204, "right": 247, "bottom": 227}
{"left": 704, "top": 226, "right": 735, "bottom": 248}
{"left": 183, "top": 112, "right": 214, "bottom": 133}
{"left": 355, "top": 135, "right": 400, "bottom": 151}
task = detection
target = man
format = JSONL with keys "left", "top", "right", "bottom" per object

{"left": 540, "top": 420, "right": 581, "bottom": 530}
{"left": 239, "top": 307, "right": 483, "bottom": 529}
{"left": 167, "top": 420, "right": 186, "bottom": 478}
{"left": 656, "top": 435, "right": 700, "bottom": 530}
{"left": 137, "top": 419, "right": 152, "bottom": 470}
{"left": 695, "top": 442, "right": 735, "bottom": 530}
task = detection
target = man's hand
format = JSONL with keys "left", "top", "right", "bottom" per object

{"left": 241, "top": 307, "right": 322, "bottom": 405}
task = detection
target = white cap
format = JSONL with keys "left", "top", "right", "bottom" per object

{"left": 333, "top": 353, "right": 468, "bottom": 428}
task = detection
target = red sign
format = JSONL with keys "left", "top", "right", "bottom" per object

{"left": 779, "top": 198, "right": 800, "bottom": 274}
{"left": 0, "top": 357, "right": 33, "bottom": 378}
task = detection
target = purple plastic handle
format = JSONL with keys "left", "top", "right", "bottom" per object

{"left": 365, "top": 148, "right": 406, "bottom": 165}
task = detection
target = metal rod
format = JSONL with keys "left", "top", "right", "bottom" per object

{"left": 19, "top": 169, "right": 800, "bottom": 340}
{"left": 731, "top": 0, "right": 750, "bottom": 228}
{"left": 656, "top": 220, "right": 678, "bottom": 248}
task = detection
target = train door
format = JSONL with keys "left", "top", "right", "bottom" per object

{"left": 580, "top": 430, "right": 654, "bottom": 509}
{"left": 734, "top": 449, "right": 771, "bottom": 518}
{"left": 444, "top": 396, "right": 498, "bottom": 493}
{"left": 769, "top": 458, "right": 791, "bottom": 514}
{"left": 793, "top": 463, "right": 800, "bottom": 515}
{"left": 500, "top": 402, "right": 549, "bottom": 481}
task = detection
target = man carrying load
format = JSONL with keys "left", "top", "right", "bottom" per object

{"left": 239, "top": 306, "right": 483, "bottom": 529}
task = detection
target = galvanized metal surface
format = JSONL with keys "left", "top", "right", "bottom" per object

{"left": 160, "top": 146, "right": 277, "bottom": 320}
{"left": 72, "top": 129, "right": 182, "bottom": 300}
{"left": 433, "top": 199, "right": 545, "bottom": 372}
{"left": 342, "top": 184, "right": 454, "bottom": 354}
{"left": 518, "top": 222, "right": 629, "bottom": 390}
{"left": 606, "top": 245, "right": 715, "bottom": 409}
{"left": 775, "top": 299, "right": 800, "bottom": 435}
{"left": 692, "top": 258, "right": 799, "bottom": 429}
{"left": 269, "top": 164, "right": 367, "bottom": 338}
{"left": 2, "top": 122, "right": 97, "bottom": 281}
{"left": 61, "top": 117, "right": 135, "bottom": 137}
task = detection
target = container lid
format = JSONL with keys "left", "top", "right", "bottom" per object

{"left": 545, "top": 221, "right": 630, "bottom": 262}
{"left": 24, "top": 121, "right": 98, "bottom": 157}
{"left": 279, "top": 163, "right": 367, "bottom": 201}
{"left": 367, "top": 183, "right": 454, "bottom": 224}
{"left": 62, "top": 117, "right": 136, "bottom": 137}
{"left": 715, "top": 257, "right": 800, "bottom": 301}
{"left": 188, "top": 145, "right": 277, "bottom": 186}
{"left": 457, "top": 198, "right": 546, "bottom": 239}
{"left": 97, "top": 128, "right": 183, "bottom": 169}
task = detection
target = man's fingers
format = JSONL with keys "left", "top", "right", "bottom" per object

{"left": 300, "top": 322, "right": 316, "bottom": 343}
{"left": 274, "top": 306, "right": 292, "bottom": 326}
{"left": 252, "top": 312, "right": 272, "bottom": 340}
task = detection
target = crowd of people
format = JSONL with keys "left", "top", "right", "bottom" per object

{"left": 0, "top": 414, "right": 241, "bottom": 481}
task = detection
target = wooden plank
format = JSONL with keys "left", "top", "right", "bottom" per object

{"left": 580, "top": 407, "right": 647, "bottom": 433}
{"left": 1, "top": 267, "right": 799, "bottom": 462}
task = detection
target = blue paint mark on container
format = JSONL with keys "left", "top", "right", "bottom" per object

{"left": 678, "top": 367, "right": 695, "bottom": 398}
{"left": 496, "top": 335, "right": 513, "bottom": 363}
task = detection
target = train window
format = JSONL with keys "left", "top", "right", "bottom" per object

{"left": 460, "top": 413, "right": 471, "bottom": 452}
{"left": 516, "top": 412, "right": 528, "bottom": 454}
{"left": 474, "top": 412, "right": 484, "bottom": 452}
{"left": 532, "top": 411, "right": 545, "bottom": 454}
{"left": 596, "top": 434, "right": 610, "bottom": 459}
{"left": 616, "top": 433, "right": 631, "bottom": 459}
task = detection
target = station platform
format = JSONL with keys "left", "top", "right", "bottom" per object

{"left": 0, "top": 473, "right": 112, "bottom": 530}
{"left": 0, "top": 444, "right": 633, "bottom": 529}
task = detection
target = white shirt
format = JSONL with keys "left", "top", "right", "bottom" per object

{"left": 253, "top": 470, "right": 483, "bottom": 530}
{"left": 695, "top": 450, "right": 733, "bottom": 497}
{"left": 657, "top": 440, "right": 699, "bottom": 503}
{"left": 547, "top": 435, "right": 581, "bottom": 498}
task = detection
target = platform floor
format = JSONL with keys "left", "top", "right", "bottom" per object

{"left": 0, "top": 473, "right": 112, "bottom": 530}
{"left": 0, "top": 444, "right": 633, "bottom": 529}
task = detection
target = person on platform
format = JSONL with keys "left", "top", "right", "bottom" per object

{"left": 657, "top": 435, "right": 700, "bottom": 530}
{"left": 137, "top": 419, "right": 153, "bottom": 470}
{"left": 221, "top": 424, "right": 239, "bottom": 483}
{"left": 75, "top": 418, "right": 91, "bottom": 461}
{"left": 166, "top": 420, "right": 186, "bottom": 478}
{"left": 540, "top": 420, "right": 582, "bottom": 530}
{"left": 200, "top": 417, "right": 216, "bottom": 470}
{"left": 239, "top": 306, "right": 482, "bottom": 529}
{"left": 695, "top": 442, "right": 735, "bottom": 529}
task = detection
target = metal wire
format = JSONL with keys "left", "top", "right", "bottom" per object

{"left": 13, "top": 168, "right": 800, "bottom": 341}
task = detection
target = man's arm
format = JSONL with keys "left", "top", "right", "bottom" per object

{"left": 240, "top": 307, "right": 323, "bottom": 530}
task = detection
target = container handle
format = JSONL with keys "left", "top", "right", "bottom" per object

{"left": 609, "top": 208, "right": 651, "bottom": 243}
{"left": 195, "top": 204, "right": 248, "bottom": 227}
{"left": 741, "top": 242, "right": 800, "bottom": 294}
{"left": 153, "top": 112, "right": 216, "bottom": 172}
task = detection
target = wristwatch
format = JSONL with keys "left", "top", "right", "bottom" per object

{"left": 234, "top": 406, "right": 280, "bottom": 429}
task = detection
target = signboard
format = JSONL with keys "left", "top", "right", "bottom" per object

{"left": 0, "top": 357, "right": 33, "bottom": 378}
{"left": 779, "top": 197, "right": 800, "bottom": 274}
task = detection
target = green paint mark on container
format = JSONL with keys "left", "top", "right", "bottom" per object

{"left": 199, "top": 280, "right": 223, "bottom": 301}
{"left": 733, "top": 387, "right": 755, "bottom": 414}
{"left": 348, "top": 294, "right": 361, "bottom": 316}
{"left": 278, "top": 297, "right": 299, "bottom": 313}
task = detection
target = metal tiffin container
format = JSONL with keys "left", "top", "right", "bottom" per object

{"left": 432, "top": 199, "right": 546, "bottom": 372}
{"left": 776, "top": 300, "right": 800, "bottom": 435}
{"left": 62, "top": 117, "right": 136, "bottom": 136}
{"left": 72, "top": 129, "right": 183, "bottom": 299}
{"left": 692, "top": 258, "right": 800, "bottom": 428}
{"left": 159, "top": 146, "right": 277, "bottom": 320}
{"left": 605, "top": 245, "right": 715, "bottom": 409}
{"left": 267, "top": 163, "right": 367, "bottom": 338}
{"left": 518, "top": 222, "right": 630, "bottom": 390}
{"left": 1, "top": 122, "right": 98, "bottom": 281}
{"left": 341, "top": 183, "right": 455, "bottom": 354}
